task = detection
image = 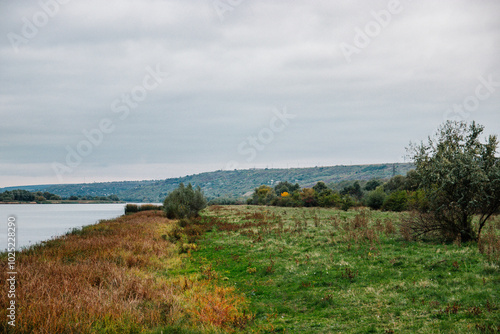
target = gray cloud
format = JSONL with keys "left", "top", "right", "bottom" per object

{"left": 1, "top": 0, "right": 499, "bottom": 186}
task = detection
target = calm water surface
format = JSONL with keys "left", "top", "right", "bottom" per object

{"left": 0, "top": 204, "right": 126, "bottom": 251}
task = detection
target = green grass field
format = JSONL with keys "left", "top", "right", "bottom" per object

{"left": 2, "top": 206, "right": 498, "bottom": 333}
{"left": 185, "top": 205, "right": 500, "bottom": 333}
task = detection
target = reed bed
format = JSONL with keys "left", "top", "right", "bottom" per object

{"left": 0, "top": 211, "right": 251, "bottom": 334}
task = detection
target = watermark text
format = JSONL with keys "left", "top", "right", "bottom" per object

{"left": 225, "top": 107, "right": 295, "bottom": 170}
{"left": 6, "top": 216, "right": 17, "bottom": 327}
{"left": 444, "top": 75, "right": 499, "bottom": 121}
{"left": 7, "top": 0, "right": 72, "bottom": 53}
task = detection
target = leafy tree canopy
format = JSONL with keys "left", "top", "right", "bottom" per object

{"left": 408, "top": 121, "right": 500, "bottom": 241}
{"left": 163, "top": 183, "right": 207, "bottom": 219}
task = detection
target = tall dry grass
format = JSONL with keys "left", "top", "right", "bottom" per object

{"left": 0, "top": 211, "right": 251, "bottom": 333}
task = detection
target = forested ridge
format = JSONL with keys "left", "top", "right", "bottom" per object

{"left": 1, "top": 163, "right": 413, "bottom": 202}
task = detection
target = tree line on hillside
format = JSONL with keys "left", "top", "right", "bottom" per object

{"left": 0, "top": 189, "right": 120, "bottom": 203}
{"left": 247, "top": 174, "right": 424, "bottom": 212}
{"left": 21, "top": 163, "right": 414, "bottom": 202}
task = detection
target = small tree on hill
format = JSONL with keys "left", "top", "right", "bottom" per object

{"left": 163, "top": 183, "right": 207, "bottom": 219}
{"left": 408, "top": 121, "right": 500, "bottom": 242}
{"left": 250, "top": 185, "right": 275, "bottom": 205}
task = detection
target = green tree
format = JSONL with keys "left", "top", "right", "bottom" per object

{"left": 408, "top": 121, "right": 500, "bottom": 242}
{"left": 251, "top": 185, "right": 275, "bottom": 205}
{"left": 163, "top": 183, "right": 207, "bottom": 219}
{"left": 300, "top": 188, "right": 317, "bottom": 207}
{"left": 340, "top": 195, "right": 356, "bottom": 211}
{"left": 383, "top": 175, "right": 406, "bottom": 192}
{"left": 9, "top": 190, "right": 35, "bottom": 201}
{"left": 364, "top": 179, "right": 382, "bottom": 191}
{"left": 108, "top": 195, "right": 120, "bottom": 201}
{"left": 365, "top": 188, "right": 386, "bottom": 210}
{"left": 312, "top": 181, "right": 329, "bottom": 193}
{"left": 313, "top": 182, "right": 341, "bottom": 207}
{"left": 35, "top": 195, "right": 46, "bottom": 203}
{"left": 403, "top": 170, "right": 419, "bottom": 191}
{"left": 274, "top": 181, "right": 300, "bottom": 196}
{"left": 382, "top": 190, "right": 408, "bottom": 212}
{"left": 341, "top": 181, "right": 363, "bottom": 201}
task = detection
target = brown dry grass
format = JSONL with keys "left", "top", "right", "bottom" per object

{"left": 0, "top": 211, "right": 251, "bottom": 334}
{"left": 478, "top": 224, "right": 500, "bottom": 263}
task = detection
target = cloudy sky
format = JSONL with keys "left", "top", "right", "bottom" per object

{"left": 1, "top": 0, "right": 499, "bottom": 187}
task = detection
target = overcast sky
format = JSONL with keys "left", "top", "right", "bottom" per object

{"left": 1, "top": 0, "right": 499, "bottom": 187}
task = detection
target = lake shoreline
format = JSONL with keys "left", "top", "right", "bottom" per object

{"left": 0, "top": 203, "right": 127, "bottom": 251}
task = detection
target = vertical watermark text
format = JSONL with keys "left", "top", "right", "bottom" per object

{"left": 6, "top": 216, "right": 17, "bottom": 327}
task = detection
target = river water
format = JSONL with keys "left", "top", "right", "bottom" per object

{"left": 0, "top": 204, "right": 127, "bottom": 252}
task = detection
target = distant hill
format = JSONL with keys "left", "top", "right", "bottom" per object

{"left": 1, "top": 163, "right": 414, "bottom": 202}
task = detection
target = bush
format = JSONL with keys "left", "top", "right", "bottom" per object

{"left": 249, "top": 185, "right": 275, "bottom": 205}
{"left": 300, "top": 188, "right": 317, "bottom": 207}
{"left": 125, "top": 204, "right": 139, "bottom": 214}
{"left": 138, "top": 204, "right": 162, "bottom": 211}
{"left": 341, "top": 195, "right": 356, "bottom": 211}
{"left": 316, "top": 192, "right": 342, "bottom": 208}
{"left": 163, "top": 183, "right": 207, "bottom": 219}
{"left": 383, "top": 175, "right": 406, "bottom": 192}
{"left": 406, "top": 189, "right": 429, "bottom": 212}
{"left": 365, "top": 189, "right": 386, "bottom": 210}
{"left": 364, "top": 179, "right": 382, "bottom": 191}
{"left": 35, "top": 196, "right": 47, "bottom": 203}
{"left": 382, "top": 190, "right": 408, "bottom": 212}
{"left": 340, "top": 181, "right": 363, "bottom": 201}
{"left": 274, "top": 181, "right": 300, "bottom": 196}
{"left": 125, "top": 204, "right": 162, "bottom": 214}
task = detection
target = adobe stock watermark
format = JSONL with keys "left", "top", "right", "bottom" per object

{"left": 211, "top": 0, "right": 245, "bottom": 22}
{"left": 225, "top": 107, "right": 295, "bottom": 170}
{"left": 339, "top": 0, "right": 410, "bottom": 63}
{"left": 6, "top": 0, "right": 72, "bottom": 53}
{"left": 51, "top": 64, "right": 167, "bottom": 182}
{"left": 6, "top": 216, "right": 17, "bottom": 327}
{"left": 443, "top": 75, "right": 499, "bottom": 122}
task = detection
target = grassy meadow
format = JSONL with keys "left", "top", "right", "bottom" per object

{"left": 1, "top": 206, "right": 499, "bottom": 333}
{"left": 189, "top": 205, "right": 500, "bottom": 333}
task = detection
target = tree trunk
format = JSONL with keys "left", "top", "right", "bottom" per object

{"left": 460, "top": 213, "right": 475, "bottom": 242}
